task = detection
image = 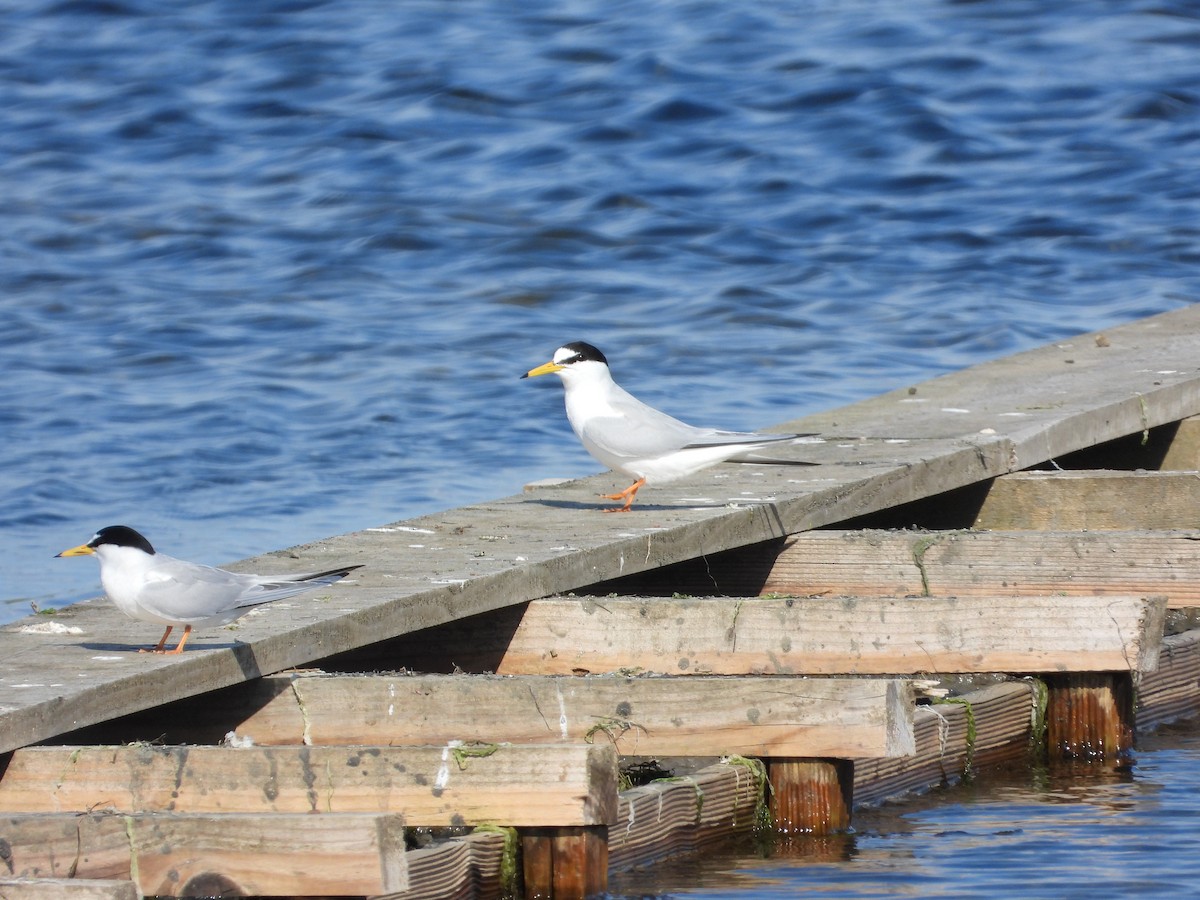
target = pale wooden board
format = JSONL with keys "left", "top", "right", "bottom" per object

{"left": 762, "top": 529, "right": 1200, "bottom": 609}
{"left": 6, "top": 306, "right": 1200, "bottom": 752}
{"left": 973, "top": 470, "right": 1200, "bottom": 531}
{"left": 0, "top": 743, "right": 617, "bottom": 827}
{"left": 0, "top": 881, "right": 140, "bottom": 900}
{"left": 0, "top": 812, "right": 407, "bottom": 897}
{"left": 462, "top": 594, "right": 1163, "bottom": 676}
{"left": 222, "top": 673, "right": 914, "bottom": 759}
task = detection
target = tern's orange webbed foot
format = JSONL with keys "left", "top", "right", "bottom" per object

{"left": 166, "top": 625, "right": 194, "bottom": 655}
{"left": 139, "top": 625, "right": 175, "bottom": 653}
{"left": 600, "top": 477, "right": 645, "bottom": 512}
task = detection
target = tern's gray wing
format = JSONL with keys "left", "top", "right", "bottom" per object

{"left": 583, "top": 387, "right": 797, "bottom": 459}
{"left": 580, "top": 391, "right": 716, "bottom": 459}
{"left": 133, "top": 558, "right": 355, "bottom": 625}
{"left": 133, "top": 556, "right": 260, "bottom": 624}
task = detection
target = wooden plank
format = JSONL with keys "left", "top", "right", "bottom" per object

{"left": 221, "top": 674, "right": 916, "bottom": 759}
{"left": 761, "top": 530, "right": 1200, "bottom": 609}
{"left": 0, "top": 812, "right": 407, "bottom": 897}
{"left": 0, "top": 881, "right": 139, "bottom": 900}
{"left": 973, "top": 470, "right": 1200, "bottom": 530}
{"left": 0, "top": 743, "right": 618, "bottom": 827}
{"left": 423, "top": 594, "right": 1164, "bottom": 677}
{"left": 7, "top": 307, "right": 1200, "bottom": 753}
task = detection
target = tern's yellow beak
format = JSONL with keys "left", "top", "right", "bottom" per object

{"left": 522, "top": 360, "right": 564, "bottom": 379}
{"left": 56, "top": 543, "right": 95, "bottom": 558}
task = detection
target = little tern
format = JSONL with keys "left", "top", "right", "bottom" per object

{"left": 57, "top": 525, "right": 361, "bottom": 654}
{"left": 522, "top": 341, "right": 816, "bottom": 511}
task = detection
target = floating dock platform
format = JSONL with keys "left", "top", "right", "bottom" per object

{"left": 5, "top": 305, "right": 1200, "bottom": 898}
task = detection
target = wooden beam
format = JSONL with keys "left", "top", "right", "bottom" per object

{"left": 1, "top": 812, "right": 408, "bottom": 897}
{"left": 760, "top": 530, "right": 1200, "bottom": 609}
{"left": 973, "top": 470, "right": 1200, "bottom": 530}
{"left": 520, "top": 826, "right": 608, "bottom": 900}
{"left": 0, "top": 881, "right": 140, "bottom": 900}
{"left": 766, "top": 758, "right": 853, "bottom": 836}
{"left": 415, "top": 594, "right": 1164, "bottom": 677}
{"left": 1044, "top": 672, "right": 1134, "bottom": 760}
{"left": 0, "top": 743, "right": 618, "bottom": 827}
{"left": 220, "top": 673, "right": 915, "bottom": 759}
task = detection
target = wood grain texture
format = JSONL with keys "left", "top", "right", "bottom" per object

{"left": 762, "top": 529, "right": 1200, "bottom": 609}
{"left": 0, "top": 881, "right": 140, "bottom": 900}
{"left": 465, "top": 594, "right": 1165, "bottom": 676}
{"left": 974, "top": 470, "right": 1200, "bottom": 531}
{"left": 220, "top": 673, "right": 915, "bottom": 759}
{"left": 0, "top": 743, "right": 618, "bottom": 827}
{"left": 0, "top": 812, "right": 408, "bottom": 897}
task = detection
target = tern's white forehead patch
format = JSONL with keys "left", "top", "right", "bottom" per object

{"left": 553, "top": 346, "right": 575, "bottom": 364}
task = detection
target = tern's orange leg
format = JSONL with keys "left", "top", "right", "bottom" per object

{"left": 140, "top": 625, "right": 174, "bottom": 654}
{"left": 600, "top": 477, "right": 646, "bottom": 512}
{"left": 166, "top": 625, "right": 194, "bottom": 655}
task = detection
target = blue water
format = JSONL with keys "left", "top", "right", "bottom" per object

{"left": 611, "top": 719, "right": 1200, "bottom": 899}
{"left": 6, "top": 0, "right": 1196, "bottom": 619}
{"left": 3, "top": 2, "right": 1200, "bottom": 894}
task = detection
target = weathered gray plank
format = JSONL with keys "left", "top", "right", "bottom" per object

{"left": 216, "top": 673, "right": 915, "bottom": 759}
{"left": 973, "top": 470, "right": 1200, "bottom": 530}
{"left": 5, "top": 306, "right": 1200, "bottom": 752}
{"left": 760, "top": 530, "right": 1200, "bottom": 609}
{"left": 0, "top": 743, "right": 618, "bottom": 827}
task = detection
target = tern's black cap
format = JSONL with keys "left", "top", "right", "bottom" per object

{"left": 560, "top": 341, "right": 608, "bottom": 365}
{"left": 90, "top": 525, "right": 156, "bottom": 555}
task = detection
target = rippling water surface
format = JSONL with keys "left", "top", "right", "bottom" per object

{"left": 4, "top": 0, "right": 1198, "bottom": 615}
{"left": 611, "top": 719, "right": 1200, "bottom": 899}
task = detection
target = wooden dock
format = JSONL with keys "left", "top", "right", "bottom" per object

{"left": 5, "top": 304, "right": 1200, "bottom": 898}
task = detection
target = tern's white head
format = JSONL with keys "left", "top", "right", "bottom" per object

{"left": 56, "top": 525, "right": 156, "bottom": 562}
{"left": 521, "top": 341, "right": 612, "bottom": 386}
